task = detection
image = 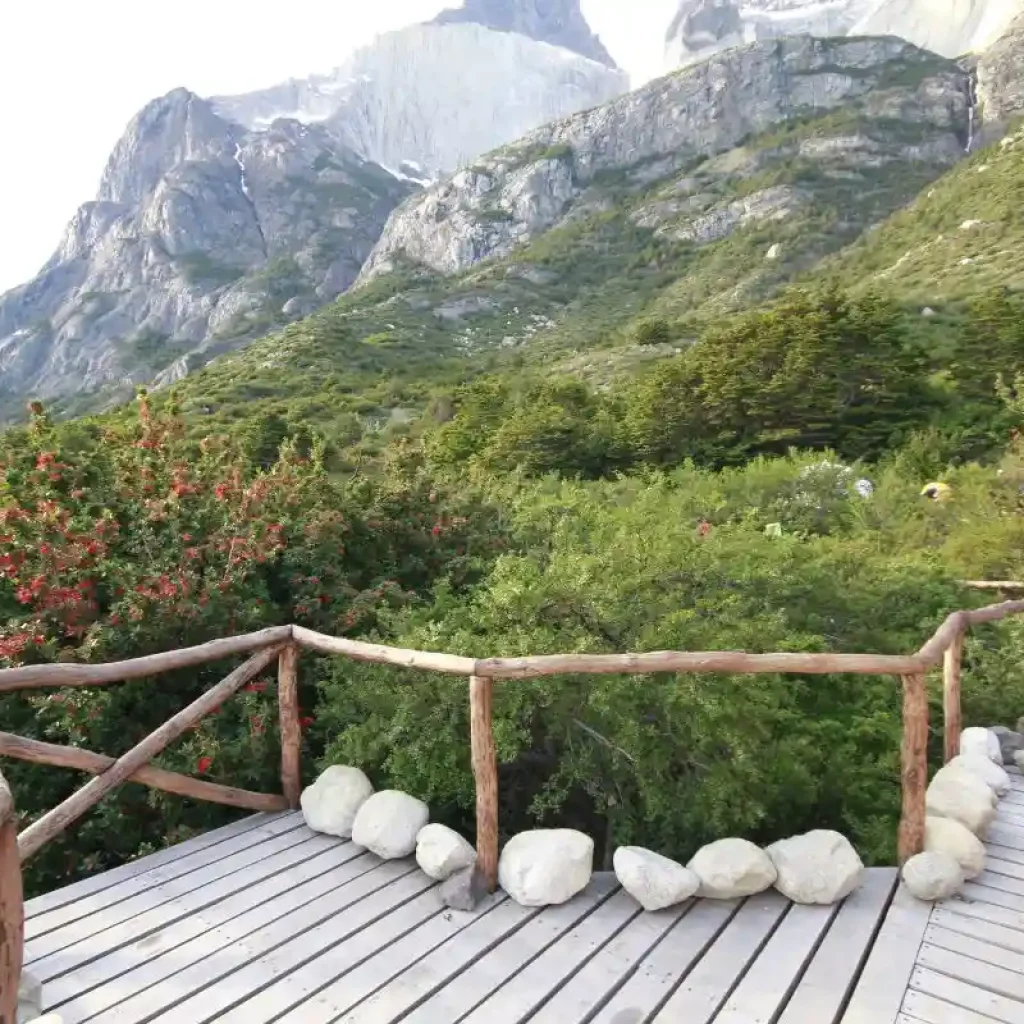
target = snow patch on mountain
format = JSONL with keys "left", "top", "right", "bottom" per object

{"left": 664, "top": 0, "right": 1024, "bottom": 68}
{"left": 212, "top": 23, "right": 628, "bottom": 179}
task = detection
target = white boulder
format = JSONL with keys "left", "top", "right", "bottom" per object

{"left": 948, "top": 753, "right": 1010, "bottom": 796}
{"left": 299, "top": 765, "right": 374, "bottom": 838}
{"left": 416, "top": 824, "right": 476, "bottom": 881}
{"left": 613, "top": 846, "right": 700, "bottom": 911}
{"left": 926, "top": 764, "right": 997, "bottom": 836}
{"left": 767, "top": 830, "right": 865, "bottom": 905}
{"left": 688, "top": 838, "right": 777, "bottom": 899}
{"left": 960, "top": 726, "right": 1003, "bottom": 766}
{"left": 499, "top": 829, "right": 593, "bottom": 907}
{"left": 351, "top": 790, "right": 429, "bottom": 859}
{"left": 924, "top": 815, "right": 986, "bottom": 880}
{"left": 903, "top": 851, "right": 964, "bottom": 901}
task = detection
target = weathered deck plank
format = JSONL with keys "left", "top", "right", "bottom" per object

{"left": 23, "top": 811, "right": 274, "bottom": 921}
{"left": 104, "top": 863, "right": 428, "bottom": 1023}
{"left": 650, "top": 891, "right": 791, "bottom": 1023}
{"left": 29, "top": 826, "right": 332, "bottom": 981}
{"left": 841, "top": 883, "right": 932, "bottom": 1024}
{"left": 28, "top": 804, "right": 1024, "bottom": 1024}
{"left": 778, "top": 867, "right": 898, "bottom": 1024}
{"left": 588, "top": 899, "right": 740, "bottom": 1023}
{"left": 46, "top": 844, "right": 373, "bottom": 1019}
{"left": 25, "top": 811, "right": 297, "bottom": 942}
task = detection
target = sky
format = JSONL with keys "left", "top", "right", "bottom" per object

{"left": 0, "top": 0, "right": 677, "bottom": 296}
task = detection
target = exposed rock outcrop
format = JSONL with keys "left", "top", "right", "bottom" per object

{"left": 0, "top": 89, "right": 412, "bottom": 408}
{"left": 664, "top": 0, "right": 1024, "bottom": 69}
{"left": 977, "top": 12, "right": 1024, "bottom": 122}
{"left": 358, "top": 36, "right": 969, "bottom": 285}
{"left": 433, "top": 0, "right": 617, "bottom": 68}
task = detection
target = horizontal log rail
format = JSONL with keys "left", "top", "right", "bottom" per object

{"left": 0, "top": 626, "right": 292, "bottom": 693}
{"left": 0, "top": 732, "right": 288, "bottom": 814}
{"left": 475, "top": 649, "right": 926, "bottom": 679}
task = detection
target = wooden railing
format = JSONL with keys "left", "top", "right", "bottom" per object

{"left": 1, "top": 592, "right": 1024, "bottom": 1006}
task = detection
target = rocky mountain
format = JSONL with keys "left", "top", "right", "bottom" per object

{"left": 977, "top": 11, "right": 1024, "bottom": 122}
{"left": 0, "top": 89, "right": 413, "bottom": 413}
{"left": 0, "top": 10, "right": 625, "bottom": 418}
{"left": 359, "top": 36, "right": 970, "bottom": 283}
{"left": 432, "top": 0, "right": 617, "bottom": 67}
{"left": 161, "top": 31, "right": 992, "bottom": 450}
{"left": 664, "top": 0, "right": 1024, "bottom": 67}
{"left": 210, "top": 23, "right": 627, "bottom": 180}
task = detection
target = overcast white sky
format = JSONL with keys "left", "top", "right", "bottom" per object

{"left": 0, "top": 1, "right": 677, "bottom": 295}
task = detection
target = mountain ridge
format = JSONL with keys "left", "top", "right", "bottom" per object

{"left": 358, "top": 35, "right": 970, "bottom": 284}
{"left": 432, "top": 0, "right": 617, "bottom": 67}
{"left": 0, "top": 22, "right": 626, "bottom": 416}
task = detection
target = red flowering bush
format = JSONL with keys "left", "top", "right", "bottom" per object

{"left": 0, "top": 397, "right": 504, "bottom": 895}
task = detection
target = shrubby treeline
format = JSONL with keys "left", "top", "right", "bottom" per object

{"left": 426, "top": 286, "right": 1024, "bottom": 478}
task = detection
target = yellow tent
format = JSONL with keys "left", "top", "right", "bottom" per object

{"left": 921, "top": 482, "right": 952, "bottom": 501}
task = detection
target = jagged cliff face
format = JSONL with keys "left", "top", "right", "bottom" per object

{"left": 210, "top": 24, "right": 628, "bottom": 180}
{"left": 359, "top": 36, "right": 970, "bottom": 284}
{"left": 433, "top": 0, "right": 617, "bottom": 67}
{"left": 0, "top": 90, "right": 412, "bottom": 406}
{"left": 0, "top": 10, "right": 625, "bottom": 415}
{"left": 977, "top": 11, "right": 1024, "bottom": 121}
{"left": 664, "top": 0, "right": 1024, "bottom": 68}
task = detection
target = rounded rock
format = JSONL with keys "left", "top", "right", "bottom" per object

{"left": 416, "top": 823, "right": 476, "bottom": 881}
{"left": 924, "top": 815, "right": 986, "bottom": 880}
{"left": 499, "top": 829, "right": 593, "bottom": 907}
{"left": 903, "top": 851, "right": 964, "bottom": 901}
{"left": 960, "top": 726, "right": 1003, "bottom": 766}
{"left": 688, "top": 838, "right": 776, "bottom": 899}
{"left": 613, "top": 846, "right": 700, "bottom": 911}
{"left": 948, "top": 753, "right": 1010, "bottom": 796}
{"left": 299, "top": 765, "right": 374, "bottom": 838}
{"left": 926, "top": 764, "right": 997, "bottom": 836}
{"left": 767, "top": 830, "right": 865, "bottom": 905}
{"left": 351, "top": 790, "right": 429, "bottom": 859}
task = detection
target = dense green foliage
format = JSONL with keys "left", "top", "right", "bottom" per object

{"left": 425, "top": 287, "right": 1024, "bottom": 477}
{"left": 0, "top": 397, "right": 503, "bottom": 893}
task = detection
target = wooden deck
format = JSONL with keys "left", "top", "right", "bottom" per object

{"left": 18, "top": 780, "right": 1024, "bottom": 1024}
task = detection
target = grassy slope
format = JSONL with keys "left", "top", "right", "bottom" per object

{"left": 149, "top": 102, "right": 972, "bottom": 455}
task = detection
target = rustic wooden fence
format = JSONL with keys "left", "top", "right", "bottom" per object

{"left": 1, "top": 591, "right": 1024, "bottom": 1013}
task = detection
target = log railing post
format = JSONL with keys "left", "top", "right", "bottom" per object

{"left": 943, "top": 632, "right": 965, "bottom": 764}
{"left": 0, "top": 771, "right": 23, "bottom": 1024}
{"left": 470, "top": 675, "right": 499, "bottom": 892}
{"left": 278, "top": 644, "right": 301, "bottom": 810}
{"left": 898, "top": 672, "right": 929, "bottom": 865}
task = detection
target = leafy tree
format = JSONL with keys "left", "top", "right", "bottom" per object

{"left": 624, "top": 288, "right": 933, "bottom": 467}
{"left": 0, "top": 396, "right": 505, "bottom": 894}
{"left": 634, "top": 317, "right": 673, "bottom": 346}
